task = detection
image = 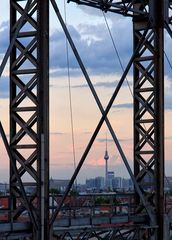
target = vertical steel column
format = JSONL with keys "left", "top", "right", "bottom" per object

{"left": 133, "top": 0, "right": 164, "bottom": 239}
{"left": 154, "top": 1, "right": 164, "bottom": 238}
{"left": 38, "top": 2, "right": 49, "bottom": 238}
{"left": 10, "top": 0, "right": 49, "bottom": 238}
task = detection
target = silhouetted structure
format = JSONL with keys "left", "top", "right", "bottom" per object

{"left": 0, "top": 0, "right": 172, "bottom": 239}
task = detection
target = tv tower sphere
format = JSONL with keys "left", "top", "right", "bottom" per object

{"left": 104, "top": 136, "right": 109, "bottom": 188}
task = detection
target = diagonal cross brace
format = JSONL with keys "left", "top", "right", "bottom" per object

{"left": 165, "top": 21, "right": 172, "bottom": 38}
{"left": 0, "top": 121, "right": 38, "bottom": 230}
{"left": 0, "top": 0, "right": 33, "bottom": 77}
{"left": 68, "top": 0, "right": 148, "bottom": 17}
{"left": 50, "top": 0, "right": 155, "bottom": 226}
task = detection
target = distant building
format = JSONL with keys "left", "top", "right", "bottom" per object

{"left": 112, "top": 177, "right": 122, "bottom": 189}
{"left": 49, "top": 178, "right": 70, "bottom": 192}
{"left": 107, "top": 171, "right": 114, "bottom": 189}
{"left": 86, "top": 177, "right": 104, "bottom": 191}
{"left": 95, "top": 177, "right": 104, "bottom": 190}
{"left": 86, "top": 178, "right": 95, "bottom": 190}
{"left": 165, "top": 177, "right": 172, "bottom": 190}
{"left": 76, "top": 184, "right": 86, "bottom": 193}
{"left": 0, "top": 183, "right": 9, "bottom": 194}
{"left": 122, "top": 178, "right": 133, "bottom": 190}
{"left": 142, "top": 174, "right": 154, "bottom": 191}
{"left": 128, "top": 178, "right": 134, "bottom": 190}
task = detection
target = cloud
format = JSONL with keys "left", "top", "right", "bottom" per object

{"left": 0, "top": 76, "right": 9, "bottom": 98}
{"left": 0, "top": 14, "right": 172, "bottom": 112}
{"left": 50, "top": 132, "right": 66, "bottom": 135}
{"left": 112, "top": 103, "right": 133, "bottom": 109}
{"left": 87, "top": 157, "right": 105, "bottom": 166}
{"left": 77, "top": 5, "right": 103, "bottom": 17}
{"left": 50, "top": 68, "right": 81, "bottom": 78}
{"left": 82, "top": 131, "right": 92, "bottom": 135}
{"left": 109, "top": 95, "right": 172, "bottom": 111}
{"left": 70, "top": 78, "right": 132, "bottom": 89}
{"left": 0, "top": 21, "right": 9, "bottom": 54}
{"left": 50, "top": 26, "right": 79, "bottom": 70}
{"left": 97, "top": 137, "right": 132, "bottom": 143}
{"left": 76, "top": 4, "right": 131, "bottom": 22}
{"left": 97, "top": 138, "right": 114, "bottom": 143}
{"left": 164, "top": 31, "right": 172, "bottom": 77}
{"left": 165, "top": 136, "right": 172, "bottom": 140}
{"left": 0, "top": 12, "right": 171, "bottom": 81}
{"left": 2, "top": 14, "right": 171, "bottom": 83}
{"left": 72, "top": 80, "right": 118, "bottom": 89}
{"left": 165, "top": 95, "right": 172, "bottom": 110}
{"left": 109, "top": 154, "right": 122, "bottom": 166}
{"left": 50, "top": 19, "right": 132, "bottom": 76}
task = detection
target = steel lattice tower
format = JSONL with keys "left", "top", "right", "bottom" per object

{"left": 133, "top": 1, "right": 164, "bottom": 238}
{"left": 67, "top": 0, "right": 170, "bottom": 239}
{"left": 0, "top": 0, "right": 170, "bottom": 239}
{"left": 9, "top": 0, "right": 49, "bottom": 239}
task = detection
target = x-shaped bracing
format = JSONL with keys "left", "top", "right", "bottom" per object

{"left": 49, "top": 0, "right": 155, "bottom": 226}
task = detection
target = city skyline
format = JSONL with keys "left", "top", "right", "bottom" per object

{"left": 0, "top": 0, "right": 172, "bottom": 184}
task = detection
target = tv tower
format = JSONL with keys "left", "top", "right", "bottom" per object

{"left": 104, "top": 134, "right": 109, "bottom": 188}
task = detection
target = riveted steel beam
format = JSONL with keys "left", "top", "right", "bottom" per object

{"left": 10, "top": 0, "right": 49, "bottom": 238}
{"left": 133, "top": 1, "right": 165, "bottom": 239}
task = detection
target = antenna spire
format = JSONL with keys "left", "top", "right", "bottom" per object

{"left": 104, "top": 132, "right": 109, "bottom": 188}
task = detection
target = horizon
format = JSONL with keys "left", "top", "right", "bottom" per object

{"left": 0, "top": 0, "right": 172, "bottom": 184}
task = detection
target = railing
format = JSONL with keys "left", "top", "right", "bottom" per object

{"left": 0, "top": 195, "right": 35, "bottom": 222}
{"left": 0, "top": 196, "right": 10, "bottom": 222}
{"left": 50, "top": 192, "right": 135, "bottom": 221}
{"left": 1, "top": 192, "right": 172, "bottom": 224}
{"left": 165, "top": 193, "right": 172, "bottom": 214}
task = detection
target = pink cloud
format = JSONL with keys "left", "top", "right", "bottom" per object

{"left": 87, "top": 157, "right": 105, "bottom": 166}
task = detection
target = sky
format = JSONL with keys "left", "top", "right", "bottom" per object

{"left": 0, "top": 1, "right": 172, "bottom": 184}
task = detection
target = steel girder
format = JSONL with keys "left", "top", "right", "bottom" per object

{"left": 68, "top": 0, "right": 172, "bottom": 20}
{"left": 10, "top": 0, "right": 49, "bottom": 239}
{"left": 53, "top": 225, "right": 155, "bottom": 240}
{"left": 133, "top": 1, "right": 165, "bottom": 239}
{"left": 67, "top": 0, "right": 169, "bottom": 239}
{"left": 5, "top": 0, "right": 171, "bottom": 238}
{"left": 68, "top": 0, "right": 149, "bottom": 17}
{"left": 50, "top": 1, "right": 156, "bottom": 227}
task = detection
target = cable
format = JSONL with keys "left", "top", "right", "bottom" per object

{"left": 103, "top": 12, "right": 172, "bottom": 188}
{"left": 164, "top": 48, "right": 172, "bottom": 71}
{"left": 102, "top": 12, "right": 146, "bottom": 140}
{"left": 102, "top": 12, "right": 133, "bottom": 98}
{"left": 103, "top": 13, "right": 172, "bottom": 100}
{"left": 64, "top": 1, "right": 77, "bottom": 187}
{"left": 153, "top": 21, "right": 172, "bottom": 71}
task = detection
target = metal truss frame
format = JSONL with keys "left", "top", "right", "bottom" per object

{"left": 0, "top": 0, "right": 171, "bottom": 239}
{"left": 53, "top": 225, "right": 154, "bottom": 240}
{"left": 133, "top": 2, "right": 165, "bottom": 239}
{"left": 8, "top": 0, "right": 49, "bottom": 239}
{"left": 50, "top": 0, "right": 154, "bottom": 226}
{"left": 68, "top": 0, "right": 149, "bottom": 17}
{"left": 50, "top": 0, "right": 171, "bottom": 239}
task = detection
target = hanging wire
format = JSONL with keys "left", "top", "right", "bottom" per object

{"left": 103, "top": 13, "right": 172, "bottom": 99}
{"left": 163, "top": 47, "right": 172, "bottom": 70}
{"left": 103, "top": 11, "right": 172, "bottom": 186}
{"left": 102, "top": 12, "right": 134, "bottom": 98}
{"left": 102, "top": 11, "right": 140, "bottom": 151}
{"left": 153, "top": 20, "right": 172, "bottom": 70}
{"left": 64, "top": 1, "right": 77, "bottom": 187}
